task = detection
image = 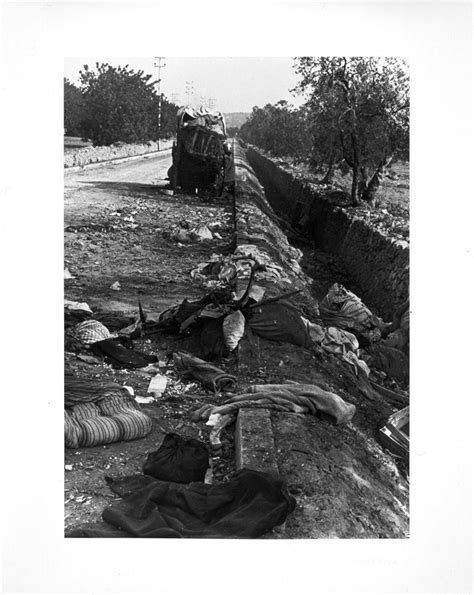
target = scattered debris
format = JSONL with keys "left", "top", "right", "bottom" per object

{"left": 147, "top": 373, "right": 168, "bottom": 398}
{"left": 379, "top": 407, "right": 409, "bottom": 461}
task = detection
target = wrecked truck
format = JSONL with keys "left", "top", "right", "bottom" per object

{"left": 168, "top": 107, "right": 229, "bottom": 196}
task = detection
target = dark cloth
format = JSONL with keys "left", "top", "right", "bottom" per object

{"left": 173, "top": 351, "right": 237, "bottom": 392}
{"left": 143, "top": 433, "right": 209, "bottom": 484}
{"left": 66, "top": 469, "right": 296, "bottom": 539}
{"left": 90, "top": 338, "right": 157, "bottom": 369}
{"left": 247, "top": 301, "right": 310, "bottom": 347}
{"left": 370, "top": 343, "right": 409, "bottom": 384}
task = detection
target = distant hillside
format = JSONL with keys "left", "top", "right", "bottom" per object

{"left": 224, "top": 112, "right": 250, "bottom": 129}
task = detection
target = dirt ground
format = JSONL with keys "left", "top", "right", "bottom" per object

{"left": 64, "top": 153, "right": 409, "bottom": 538}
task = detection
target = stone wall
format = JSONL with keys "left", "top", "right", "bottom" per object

{"left": 64, "top": 139, "right": 174, "bottom": 168}
{"left": 246, "top": 146, "right": 409, "bottom": 320}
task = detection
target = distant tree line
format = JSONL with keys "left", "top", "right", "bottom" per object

{"left": 240, "top": 57, "right": 409, "bottom": 204}
{"left": 64, "top": 63, "right": 179, "bottom": 146}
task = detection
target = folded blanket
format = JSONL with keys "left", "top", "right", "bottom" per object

{"left": 66, "top": 469, "right": 296, "bottom": 539}
{"left": 173, "top": 352, "right": 237, "bottom": 393}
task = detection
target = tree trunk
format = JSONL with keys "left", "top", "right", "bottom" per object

{"left": 362, "top": 154, "right": 394, "bottom": 203}
{"left": 350, "top": 131, "right": 360, "bottom": 205}
{"left": 321, "top": 152, "right": 335, "bottom": 184}
{"left": 358, "top": 166, "right": 368, "bottom": 199}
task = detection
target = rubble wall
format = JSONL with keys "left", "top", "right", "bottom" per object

{"left": 64, "top": 139, "right": 174, "bottom": 168}
{"left": 245, "top": 146, "right": 409, "bottom": 320}
{"left": 232, "top": 142, "right": 312, "bottom": 299}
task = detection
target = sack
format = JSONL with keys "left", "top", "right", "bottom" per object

{"left": 222, "top": 310, "right": 246, "bottom": 351}
{"left": 142, "top": 433, "right": 209, "bottom": 483}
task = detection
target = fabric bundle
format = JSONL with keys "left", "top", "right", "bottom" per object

{"left": 193, "top": 383, "right": 356, "bottom": 425}
{"left": 173, "top": 351, "right": 237, "bottom": 393}
{"left": 319, "top": 283, "right": 385, "bottom": 343}
{"left": 67, "top": 469, "right": 296, "bottom": 539}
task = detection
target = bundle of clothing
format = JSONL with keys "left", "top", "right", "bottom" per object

{"left": 66, "top": 468, "right": 295, "bottom": 539}
{"left": 64, "top": 374, "right": 152, "bottom": 448}
{"left": 318, "top": 284, "right": 409, "bottom": 385}
{"left": 193, "top": 382, "right": 356, "bottom": 426}
{"left": 173, "top": 352, "right": 237, "bottom": 393}
{"left": 319, "top": 283, "right": 389, "bottom": 345}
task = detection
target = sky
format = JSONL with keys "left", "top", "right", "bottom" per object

{"left": 64, "top": 57, "right": 305, "bottom": 113}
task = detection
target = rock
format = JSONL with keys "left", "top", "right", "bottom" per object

{"left": 110, "top": 281, "right": 121, "bottom": 290}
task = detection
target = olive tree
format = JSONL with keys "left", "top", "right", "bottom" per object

{"left": 294, "top": 57, "right": 409, "bottom": 204}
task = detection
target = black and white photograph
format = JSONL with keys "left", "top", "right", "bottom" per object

{"left": 63, "top": 56, "right": 410, "bottom": 539}
{"left": 2, "top": 2, "right": 472, "bottom": 594}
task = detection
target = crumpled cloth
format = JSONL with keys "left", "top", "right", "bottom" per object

{"left": 66, "top": 469, "right": 295, "bottom": 539}
{"left": 194, "top": 383, "right": 356, "bottom": 425}
{"left": 301, "top": 318, "right": 370, "bottom": 377}
{"left": 142, "top": 433, "right": 209, "bottom": 484}
{"left": 319, "top": 283, "right": 386, "bottom": 343}
{"left": 173, "top": 351, "right": 237, "bottom": 392}
{"left": 65, "top": 373, "right": 131, "bottom": 407}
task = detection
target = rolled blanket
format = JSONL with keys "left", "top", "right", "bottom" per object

{"left": 173, "top": 351, "right": 237, "bottom": 393}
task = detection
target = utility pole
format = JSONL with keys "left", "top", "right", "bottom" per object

{"left": 154, "top": 57, "right": 166, "bottom": 145}
{"left": 185, "top": 80, "right": 194, "bottom": 106}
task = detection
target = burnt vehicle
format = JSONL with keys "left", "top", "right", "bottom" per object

{"left": 168, "top": 107, "right": 230, "bottom": 196}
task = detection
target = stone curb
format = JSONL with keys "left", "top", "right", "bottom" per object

{"left": 235, "top": 409, "right": 279, "bottom": 475}
{"left": 232, "top": 143, "right": 285, "bottom": 476}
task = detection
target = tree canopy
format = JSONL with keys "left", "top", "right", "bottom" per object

{"left": 74, "top": 63, "right": 178, "bottom": 146}
{"left": 240, "top": 101, "right": 310, "bottom": 162}
{"left": 64, "top": 78, "right": 84, "bottom": 136}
